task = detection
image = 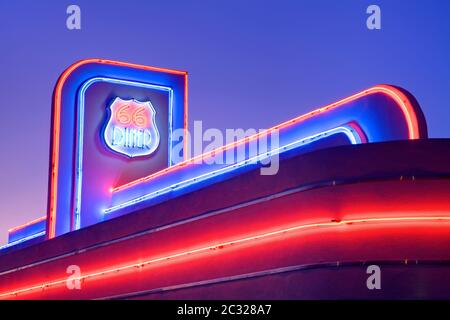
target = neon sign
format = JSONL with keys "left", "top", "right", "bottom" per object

{"left": 104, "top": 97, "right": 160, "bottom": 158}
{"left": 43, "top": 58, "right": 427, "bottom": 240}
{"left": 47, "top": 59, "right": 188, "bottom": 238}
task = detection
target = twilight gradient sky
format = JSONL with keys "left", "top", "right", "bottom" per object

{"left": 0, "top": 0, "right": 449, "bottom": 244}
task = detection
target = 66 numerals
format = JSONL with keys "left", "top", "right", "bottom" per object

{"left": 221, "top": 304, "right": 271, "bottom": 316}
{"left": 115, "top": 104, "right": 148, "bottom": 127}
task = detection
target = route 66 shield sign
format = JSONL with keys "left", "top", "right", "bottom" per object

{"left": 103, "top": 97, "right": 160, "bottom": 158}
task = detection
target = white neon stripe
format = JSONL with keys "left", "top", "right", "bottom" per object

{"left": 0, "top": 231, "right": 46, "bottom": 251}
{"left": 104, "top": 126, "right": 360, "bottom": 214}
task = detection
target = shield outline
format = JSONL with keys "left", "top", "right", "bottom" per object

{"left": 103, "top": 97, "right": 160, "bottom": 158}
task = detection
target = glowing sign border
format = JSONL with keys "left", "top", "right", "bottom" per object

{"left": 7, "top": 216, "right": 46, "bottom": 234}
{"left": 75, "top": 77, "right": 174, "bottom": 230}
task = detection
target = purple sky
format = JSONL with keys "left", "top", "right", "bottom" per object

{"left": 1, "top": 0, "right": 449, "bottom": 244}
